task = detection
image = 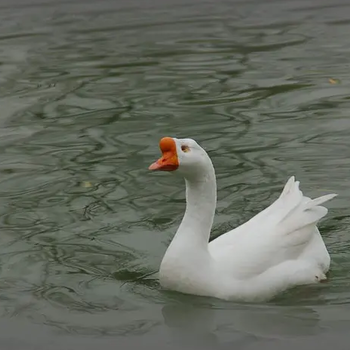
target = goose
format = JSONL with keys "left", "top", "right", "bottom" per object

{"left": 149, "top": 137, "right": 337, "bottom": 302}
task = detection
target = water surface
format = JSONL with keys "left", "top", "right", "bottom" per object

{"left": 0, "top": 0, "right": 350, "bottom": 348}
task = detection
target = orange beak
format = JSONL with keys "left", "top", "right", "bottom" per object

{"left": 149, "top": 137, "right": 179, "bottom": 171}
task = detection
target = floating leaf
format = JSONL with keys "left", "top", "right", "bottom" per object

{"left": 328, "top": 78, "right": 339, "bottom": 84}
{"left": 82, "top": 181, "right": 92, "bottom": 188}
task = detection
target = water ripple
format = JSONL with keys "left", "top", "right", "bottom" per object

{"left": 0, "top": 0, "right": 348, "bottom": 342}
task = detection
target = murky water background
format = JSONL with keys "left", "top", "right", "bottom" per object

{"left": 0, "top": 0, "right": 350, "bottom": 348}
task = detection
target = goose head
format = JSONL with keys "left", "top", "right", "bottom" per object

{"left": 149, "top": 137, "right": 213, "bottom": 179}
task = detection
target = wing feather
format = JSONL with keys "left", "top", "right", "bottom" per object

{"left": 209, "top": 177, "right": 337, "bottom": 278}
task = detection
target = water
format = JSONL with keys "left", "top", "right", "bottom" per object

{"left": 0, "top": 0, "right": 349, "bottom": 348}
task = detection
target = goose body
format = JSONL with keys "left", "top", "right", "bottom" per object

{"left": 149, "top": 137, "right": 337, "bottom": 302}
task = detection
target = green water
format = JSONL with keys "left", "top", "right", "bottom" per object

{"left": 0, "top": 0, "right": 350, "bottom": 348}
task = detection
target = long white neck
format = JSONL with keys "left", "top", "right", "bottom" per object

{"left": 170, "top": 163, "right": 217, "bottom": 250}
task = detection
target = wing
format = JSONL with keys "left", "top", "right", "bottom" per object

{"left": 208, "top": 176, "right": 337, "bottom": 278}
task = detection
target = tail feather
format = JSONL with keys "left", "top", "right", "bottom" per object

{"left": 277, "top": 177, "right": 337, "bottom": 236}
{"left": 305, "top": 193, "right": 338, "bottom": 208}
{"left": 279, "top": 176, "right": 296, "bottom": 198}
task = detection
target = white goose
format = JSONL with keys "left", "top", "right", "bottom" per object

{"left": 149, "top": 137, "right": 337, "bottom": 302}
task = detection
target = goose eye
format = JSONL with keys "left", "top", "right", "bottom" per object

{"left": 181, "top": 145, "right": 190, "bottom": 153}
